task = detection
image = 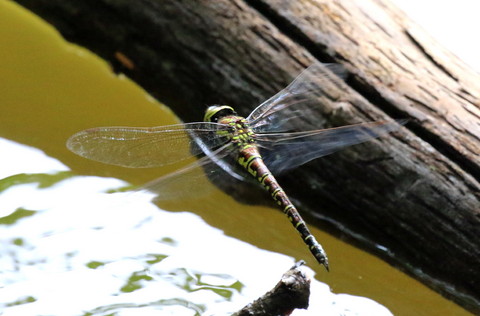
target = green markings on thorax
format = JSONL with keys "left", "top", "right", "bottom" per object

{"left": 218, "top": 116, "right": 260, "bottom": 177}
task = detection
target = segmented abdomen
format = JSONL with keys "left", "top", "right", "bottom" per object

{"left": 238, "top": 144, "right": 329, "bottom": 269}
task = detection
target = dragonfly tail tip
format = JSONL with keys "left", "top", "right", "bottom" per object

{"left": 321, "top": 256, "right": 329, "bottom": 271}
{"left": 324, "top": 262, "right": 330, "bottom": 272}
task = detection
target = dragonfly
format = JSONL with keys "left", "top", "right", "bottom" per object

{"left": 67, "top": 63, "right": 405, "bottom": 270}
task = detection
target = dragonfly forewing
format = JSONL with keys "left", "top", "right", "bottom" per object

{"left": 248, "top": 63, "right": 348, "bottom": 133}
{"left": 67, "top": 122, "right": 231, "bottom": 168}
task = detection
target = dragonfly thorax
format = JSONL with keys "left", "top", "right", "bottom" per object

{"left": 204, "top": 105, "right": 256, "bottom": 146}
{"left": 219, "top": 116, "right": 256, "bottom": 147}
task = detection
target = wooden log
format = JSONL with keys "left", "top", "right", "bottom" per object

{"left": 233, "top": 261, "right": 310, "bottom": 316}
{"left": 13, "top": 0, "right": 480, "bottom": 312}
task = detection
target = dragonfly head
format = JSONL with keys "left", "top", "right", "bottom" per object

{"left": 204, "top": 105, "right": 237, "bottom": 123}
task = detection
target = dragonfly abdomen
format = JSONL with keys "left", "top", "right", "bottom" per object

{"left": 238, "top": 145, "right": 329, "bottom": 269}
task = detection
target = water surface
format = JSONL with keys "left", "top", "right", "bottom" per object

{"left": 0, "top": 2, "right": 471, "bottom": 315}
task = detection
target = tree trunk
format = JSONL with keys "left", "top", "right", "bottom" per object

{"left": 13, "top": 0, "right": 480, "bottom": 312}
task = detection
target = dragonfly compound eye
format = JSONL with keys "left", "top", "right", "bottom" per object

{"left": 204, "top": 105, "right": 237, "bottom": 122}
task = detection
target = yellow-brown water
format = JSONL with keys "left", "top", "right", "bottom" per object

{"left": 0, "top": 1, "right": 471, "bottom": 315}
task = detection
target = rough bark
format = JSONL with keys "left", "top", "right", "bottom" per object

{"left": 233, "top": 261, "right": 310, "bottom": 316}
{"left": 13, "top": 0, "right": 480, "bottom": 312}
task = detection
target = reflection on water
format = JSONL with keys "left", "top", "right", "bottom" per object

{"left": 0, "top": 139, "right": 393, "bottom": 316}
{"left": 0, "top": 2, "right": 473, "bottom": 314}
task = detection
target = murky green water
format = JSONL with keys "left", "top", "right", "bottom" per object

{"left": 0, "top": 1, "right": 472, "bottom": 315}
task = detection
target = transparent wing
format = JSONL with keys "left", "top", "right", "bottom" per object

{"left": 141, "top": 143, "right": 251, "bottom": 201}
{"left": 67, "top": 122, "right": 231, "bottom": 168}
{"left": 248, "top": 63, "right": 347, "bottom": 133}
{"left": 256, "top": 120, "right": 405, "bottom": 174}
